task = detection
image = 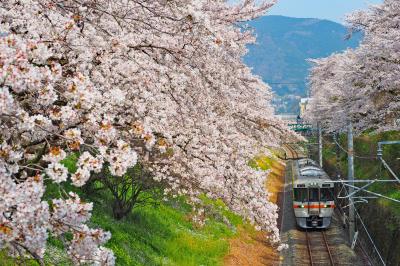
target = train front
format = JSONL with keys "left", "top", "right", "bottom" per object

{"left": 293, "top": 176, "right": 335, "bottom": 229}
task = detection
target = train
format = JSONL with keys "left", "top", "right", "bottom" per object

{"left": 292, "top": 158, "right": 335, "bottom": 229}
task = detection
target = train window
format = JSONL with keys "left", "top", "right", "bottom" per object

{"left": 294, "top": 188, "right": 307, "bottom": 202}
{"left": 320, "top": 188, "right": 334, "bottom": 201}
{"left": 308, "top": 188, "right": 319, "bottom": 202}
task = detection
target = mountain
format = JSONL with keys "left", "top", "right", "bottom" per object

{"left": 244, "top": 15, "right": 362, "bottom": 114}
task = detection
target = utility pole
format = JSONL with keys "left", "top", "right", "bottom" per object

{"left": 347, "top": 121, "right": 355, "bottom": 243}
{"left": 334, "top": 132, "right": 341, "bottom": 178}
{"left": 318, "top": 122, "right": 323, "bottom": 168}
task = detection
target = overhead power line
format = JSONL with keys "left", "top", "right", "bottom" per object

{"left": 338, "top": 185, "right": 386, "bottom": 266}
{"left": 332, "top": 134, "right": 377, "bottom": 160}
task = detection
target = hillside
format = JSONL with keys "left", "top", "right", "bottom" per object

{"left": 244, "top": 15, "right": 362, "bottom": 113}
{"left": 319, "top": 131, "right": 400, "bottom": 266}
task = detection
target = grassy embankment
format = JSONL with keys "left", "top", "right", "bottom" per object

{"left": 321, "top": 131, "right": 400, "bottom": 265}
{"left": 1, "top": 153, "right": 283, "bottom": 266}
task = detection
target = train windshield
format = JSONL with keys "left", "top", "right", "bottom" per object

{"left": 308, "top": 188, "right": 319, "bottom": 202}
{"left": 294, "top": 188, "right": 307, "bottom": 202}
{"left": 320, "top": 188, "right": 334, "bottom": 201}
{"left": 294, "top": 187, "right": 334, "bottom": 202}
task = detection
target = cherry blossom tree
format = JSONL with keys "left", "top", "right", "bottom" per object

{"left": 306, "top": 0, "right": 400, "bottom": 133}
{"left": 0, "top": 32, "right": 116, "bottom": 265}
{"left": 0, "top": 0, "right": 296, "bottom": 263}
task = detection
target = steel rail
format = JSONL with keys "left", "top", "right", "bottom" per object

{"left": 306, "top": 229, "right": 335, "bottom": 266}
{"left": 291, "top": 145, "right": 299, "bottom": 159}
{"left": 286, "top": 144, "right": 299, "bottom": 159}
{"left": 287, "top": 144, "right": 293, "bottom": 159}
{"left": 322, "top": 231, "right": 334, "bottom": 266}
{"left": 283, "top": 144, "right": 295, "bottom": 159}
{"left": 305, "top": 229, "right": 314, "bottom": 266}
{"left": 289, "top": 144, "right": 295, "bottom": 159}
{"left": 286, "top": 144, "right": 293, "bottom": 159}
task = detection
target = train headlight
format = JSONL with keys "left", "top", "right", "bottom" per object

{"left": 301, "top": 205, "right": 305, "bottom": 208}
{"left": 323, "top": 204, "right": 327, "bottom": 208}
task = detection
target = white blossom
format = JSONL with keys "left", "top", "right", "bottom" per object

{"left": 46, "top": 162, "right": 68, "bottom": 183}
{"left": 0, "top": 0, "right": 298, "bottom": 262}
{"left": 306, "top": 0, "right": 400, "bottom": 133}
{"left": 106, "top": 140, "right": 138, "bottom": 176}
{"left": 71, "top": 167, "right": 91, "bottom": 187}
{"left": 43, "top": 147, "right": 67, "bottom": 163}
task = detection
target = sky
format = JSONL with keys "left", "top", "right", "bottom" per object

{"left": 267, "top": 0, "right": 382, "bottom": 23}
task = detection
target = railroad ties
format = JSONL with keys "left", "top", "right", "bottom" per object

{"left": 282, "top": 143, "right": 305, "bottom": 160}
{"left": 305, "top": 229, "right": 334, "bottom": 266}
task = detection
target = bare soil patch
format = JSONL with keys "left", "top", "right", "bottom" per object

{"left": 224, "top": 159, "right": 285, "bottom": 266}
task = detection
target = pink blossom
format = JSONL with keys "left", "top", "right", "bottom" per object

{"left": 46, "top": 162, "right": 68, "bottom": 183}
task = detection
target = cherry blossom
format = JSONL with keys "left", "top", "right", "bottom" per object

{"left": 0, "top": 30, "right": 124, "bottom": 265}
{"left": 0, "top": 0, "right": 299, "bottom": 262}
{"left": 46, "top": 163, "right": 69, "bottom": 183}
{"left": 306, "top": 0, "right": 400, "bottom": 133}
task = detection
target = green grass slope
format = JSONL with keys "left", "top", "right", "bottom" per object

{"left": 89, "top": 193, "right": 243, "bottom": 266}
{"left": 1, "top": 153, "right": 280, "bottom": 266}
{"left": 1, "top": 192, "right": 245, "bottom": 266}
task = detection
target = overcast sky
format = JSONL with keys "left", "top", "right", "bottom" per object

{"left": 267, "top": 0, "right": 382, "bottom": 23}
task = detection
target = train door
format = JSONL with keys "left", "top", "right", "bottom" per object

{"left": 308, "top": 187, "right": 320, "bottom": 226}
{"left": 308, "top": 187, "right": 319, "bottom": 205}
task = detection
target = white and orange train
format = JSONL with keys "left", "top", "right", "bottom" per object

{"left": 292, "top": 159, "right": 335, "bottom": 229}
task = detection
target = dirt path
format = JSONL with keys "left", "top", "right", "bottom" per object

{"left": 224, "top": 159, "right": 285, "bottom": 266}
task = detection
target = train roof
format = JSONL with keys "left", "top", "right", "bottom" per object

{"left": 298, "top": 158, "right": 319, "bottom": 167}
{"left": 298, "top": 158, "right": 316, "bottom": 164}
{"left": 300, "top": 166, "right": 324, "bottom": 175}
{"left": 293, "top": 174, "right": 333, "bottom": 187}
{"left": 294, "top": 161, "right": 333, "bottom": 184}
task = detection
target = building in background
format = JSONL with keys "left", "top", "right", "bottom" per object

{"left": 299, "top": 98, "right": 311, "bottom": 118}
{"left": 275, "top": 114, "right": 298, "bottom": 123}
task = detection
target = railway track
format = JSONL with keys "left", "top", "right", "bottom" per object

{"left": 305, "top": 229, "right": 335, "bottom": 266}
{"left": 280, "top": 160, "right": 367, "bottom": 266}
{"left": 283, "top": 143, "right": 300, "bottom": 159}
